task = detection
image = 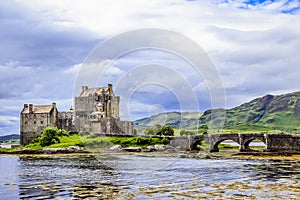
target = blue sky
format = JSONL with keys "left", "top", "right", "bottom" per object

{"left": 0, "top": 0, "right": 300, "bottom": 135}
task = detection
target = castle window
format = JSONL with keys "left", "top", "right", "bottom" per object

{"left": 94, "top": 93, "right": 99, "bottom": 101}
{"left": 41, "top": 121, "right": 43, "bottom": 124}
{"left": 24, "top": 121, "right": 27, "bottom": 124}
{"left": 34, "top": 121, "right": 36, "bottom": 124}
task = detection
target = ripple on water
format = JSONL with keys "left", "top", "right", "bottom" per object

{"left": 0, "top": 154, "right": 299, "bottom": 199}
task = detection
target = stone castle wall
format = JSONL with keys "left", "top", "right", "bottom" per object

{"left": 57, "top": 112, "right": 75, "bottom": 132}
{"left": 20, "top": 112, "right": 52, "bottom": 145}
{"left": 75, "top": 114, "right": 134, "bottom": 135}
{"left": 20, "top": 84, "right": 135, "bottom": 146}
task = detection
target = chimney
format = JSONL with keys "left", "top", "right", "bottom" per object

{"left": 52, "top": 102, "right": 58, "bottom": 126}
{"left": 82, "top": 86, "right": 88, "bottom": 93}
{"left": 108, "top": 84, "right": 113, "bottom": 96}
{"left": 28, "top": 104, "right": 33, "bottom": 113}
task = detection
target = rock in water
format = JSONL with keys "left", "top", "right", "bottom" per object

{"left": 154, "top": 145, "right": 167, "bottom": 151}
{"left": 107, "top": 145, "right": 123, "bottom": 152}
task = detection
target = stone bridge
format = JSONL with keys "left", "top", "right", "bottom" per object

{"left": 94, "top": 133, "right": 300, "bottom": 152}
{"left": 168, "top": 133, "right": 300, "bottom": 152}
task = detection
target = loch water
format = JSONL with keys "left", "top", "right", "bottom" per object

{"left": 0, "top": 153, "right": 299, "bottom": 199}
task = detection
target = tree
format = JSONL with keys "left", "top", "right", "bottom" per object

{"left": 144, "top": 124, "right": 174, "bottom": 136}
{"left": 39, "top": 127, "right": 60, "bottom": 147}
{"left": 144, "top": 124, "right": 162, "bottom": 135}
{"left": 160, "top": 125, "right": 174, "bottom": 136}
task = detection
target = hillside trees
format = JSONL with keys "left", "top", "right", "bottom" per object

{"left": 144, "top": 124, "right": 174, "bottom": 136}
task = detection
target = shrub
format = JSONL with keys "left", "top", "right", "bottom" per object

{"left": 108, "top": 136, "right": 169, "bottom": 147}
{"left": 57, "top": 129, "right": 69, "bottom": 137}
{"left": 39, "top": 127, "right": 60, "bottom": 147}
{"left": 161, "top": 137, "right": 169, "bottom": 144}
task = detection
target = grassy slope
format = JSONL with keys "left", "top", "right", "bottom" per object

{"left": 134, "top": 91, "right": 300, "bottom": 133}
{"left": 135, "top": 112, "right": 202, "bottom": 134}
{"left": 25, "top": 134, "right": 84, "bottom": 150}
{"left": 199, "top": 92, "right": 300, "bottom": 133}
{"left": 0, "top": 134, "right": 20, "bottom": 142}
{"left": 19, "top": 134, "right": 169, "bottom": 151}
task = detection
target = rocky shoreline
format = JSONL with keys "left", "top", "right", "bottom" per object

{"left": 0, "top": 144, "right": 178, "bottom": 155}
{"left": 1, "top": 145, "right": 300, "bottom": 158}
{"left": 0, "top": 146, "right": 87, "bottom": 154}
{"left": 106, "top": 144, "right": 180, "bottom": 152}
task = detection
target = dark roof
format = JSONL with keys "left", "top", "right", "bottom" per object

{"left": 22, "top": 105, "right": 53, "bottom": 114}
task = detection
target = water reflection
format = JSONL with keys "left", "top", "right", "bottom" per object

{"left": 0, "top": 154, "right": 299, "bottom": 199}
{"left": 17, "top": 155, "right": 128, "bottom": 199}
{"left": 248, "top": 159, "right": 300, "bottom": 181}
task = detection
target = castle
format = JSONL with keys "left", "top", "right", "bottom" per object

{"left": 20, "top": 84, "right": 134, "bottom": 145}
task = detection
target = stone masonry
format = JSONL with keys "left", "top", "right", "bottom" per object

{"left": 74, "top": 84, "right": 133, "bottom": 134}
{"left": 20, "top": 84, "right": 134, "bottom": 145}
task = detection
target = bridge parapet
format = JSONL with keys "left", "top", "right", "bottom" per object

{"left": 95, "top": 133, "right": 300, "bottom": 153}
{"left": 266, "top": 134, "right": 300, "bottom": 152}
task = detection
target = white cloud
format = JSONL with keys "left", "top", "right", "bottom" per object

{"left": 1, "top": 0, "right": 300, "bottom": 134}
{"left": 0, "top": 116, "right": 19, "bottom": 125}
{"left": 64, "top": 63, "right": 82, "bottom": 74}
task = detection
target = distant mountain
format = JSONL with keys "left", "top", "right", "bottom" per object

{"left": 135, "top": 91, "right": 300, "bottom": 133}
{"left": 0, "top": 134, "right": 20, "bottom": 142}
{"left": 135, "top": 112, "right": 202, "bottom": 130}
{"left": 199, "top": 91, "right": 300, "bottom": 132}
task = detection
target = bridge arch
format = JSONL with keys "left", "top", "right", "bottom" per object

{"left": 190, "top": 138, "right": 204, "bottom": 150}
{"left": 243, "top": 137, "right": 266, "bottom": 151}
{"left": 209, "top": 134, "right": 240, "bottom": 152}
{"left": 239, "top": 134, "right": 266, "bottom": 152}
{"left": 211, "top": 139, "right": 240, "bottom": 152}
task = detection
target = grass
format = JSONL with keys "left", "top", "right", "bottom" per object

{"left": 81, "top": 135, "right": 169, "bottom": 150}
{"left": 25, "top": 134, "right": 84, "bottom": 150}
{"left": 11, "top": 134, "right": 170, "bottom": 152}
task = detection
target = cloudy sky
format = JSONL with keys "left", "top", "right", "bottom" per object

{"left": 1, "top": 0, "right": 300, "bottom": 135}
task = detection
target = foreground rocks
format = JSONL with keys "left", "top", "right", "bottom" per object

{"left": 0, "top": 146, "right": 86, "bottom": 154}
{"left": 106, "top": 144, "right": 178, "bottom": 152}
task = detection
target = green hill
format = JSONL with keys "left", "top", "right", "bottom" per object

{"left": 135, "top": 111, "right": 202, "bottom": 130}
{"left": 199, "top": 91, "right": 300, "bottom": 133}
{"left": 0, "top": 134, "right": 20, "bottom": 143}
{"left": 135, "top": 91, "right": 300, "bottom": 133}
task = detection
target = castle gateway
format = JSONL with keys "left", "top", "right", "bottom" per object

{"left": 20, "top": 84, "right": 134, "bottom": 145}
